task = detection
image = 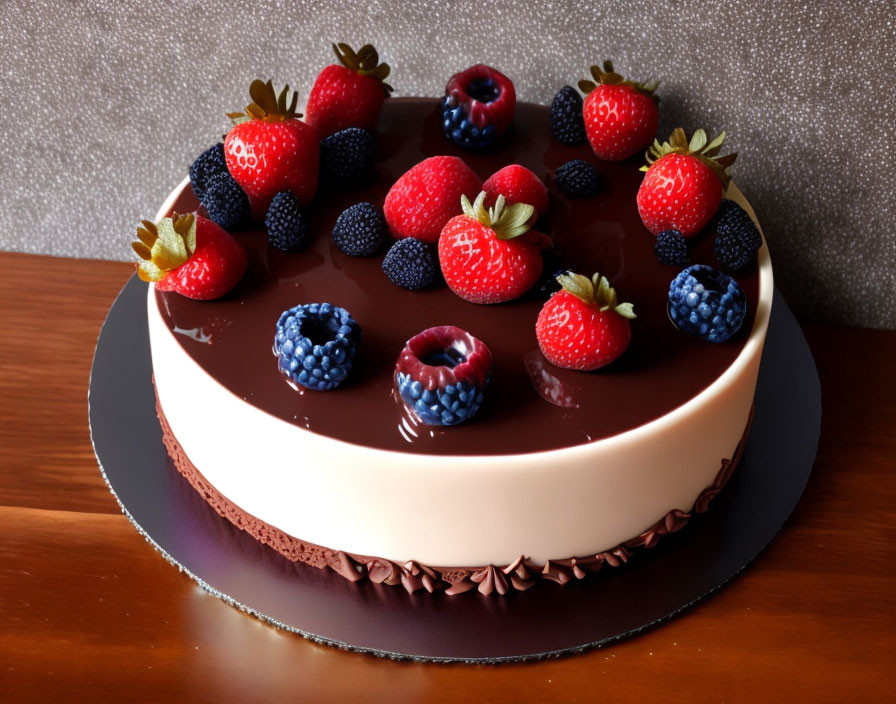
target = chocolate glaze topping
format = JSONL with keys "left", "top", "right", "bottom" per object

{"left": 156, "top": 98, "right": 759, "bottom": 455}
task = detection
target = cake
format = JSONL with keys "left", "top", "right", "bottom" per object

{"left": 141, "top": 51, "right": 772, "bottom": 595}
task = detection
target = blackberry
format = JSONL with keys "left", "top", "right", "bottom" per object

{"left": 711, "top": 200, "right": 762, "bottom": 271}
{"left": 654, "top": 229, "right": 689, "bottom": 267}
{"left": 555, "top": 160, "right": 603, "bottom": 198}
{"left": 382, "top": 238, "right": 439, "bottom": 290}
{"left": 273, "top": 303, "right": 361, "bottom": 391}
{"left": 714, "top": 227, "right": 761, "bottom": 271}
{"left": 202, "top": 172, "right": 250, "bottom": 230}
{"left": 550, "top": 86, "right": 586, "bottom": 145}
{"left": 711, "top": 199, "right": 755, "bottom": 235}
{"left": 189, "top": 143, "right": 228, "bottom": 201}
{"left": 668, "top": 265, "right": 747, "bottom": 343}
{"left": 395, "top": 326, "right": 491, "bottom": 426}
{"left": 320, "top": 128, "right": 377, "bottom": 186}
{"left": 332, "top": 203, "right": 387, "bottom": 256}
{"left": 265, "top": 191, "right": 309, "bottom": 251}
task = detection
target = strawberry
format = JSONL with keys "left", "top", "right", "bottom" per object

{"left": 578, "top": 60, "right": 659, "bottom": 162}
{"left": 438, "top": 191, "right": 543, "bottom": 304}
{"left": 133, "top": 213, "right": 247, "bottom": 300}
{"left": 482, "top": 164, "right": 548, "bottom": 221}
{"left": 305, "top": 43, "right": 393, "bottom": 138}
{"left": 636, "top": 128, "right": 737, "bottom": 237}
{"left": 535, "top": 272, "right": 636, "bottom": 371}
{"left": 224, "top": 80, "right": 319, "bottom": 220}
{"left": 383, "top": 156, "right": 482, "bottom": 243}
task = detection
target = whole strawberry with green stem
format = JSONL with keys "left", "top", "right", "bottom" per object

{"left": 133, "top": 213, "right": 247, "bottom": 300}
{"left": 579, "top": 60, "right": 659, "bottom": 161}
{"left": 438, "top": 191, "right": 543, "bottom": 304}
{"left": 636, "top": 128, "right": 737, "bottom": 237}
{"left": 224, "top": 80, "right": 319, "bottom": 220}
{"left": 536, "top": 272, "right": 636, "bottom": 371}
{"left": 305, "top": 43, "right": 393, "bottom": 138}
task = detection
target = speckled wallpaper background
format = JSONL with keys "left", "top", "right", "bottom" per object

{"left": 0, "top": 1, "right": 893, "bottom": 327}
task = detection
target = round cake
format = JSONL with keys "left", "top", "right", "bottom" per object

{"left": 147, "top": 91, "right": 772, "bottom": 595}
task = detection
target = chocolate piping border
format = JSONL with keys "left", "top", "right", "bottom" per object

{"left": 157, "top": 391, "right": 752, "bottom": 596}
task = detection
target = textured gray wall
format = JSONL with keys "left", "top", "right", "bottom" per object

{"left": 0, "top": 1, "right": 893, "bottom": 327}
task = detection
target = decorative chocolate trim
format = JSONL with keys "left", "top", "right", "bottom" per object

{"left": 157, "top": 389, "right": 752, "bottom": 596}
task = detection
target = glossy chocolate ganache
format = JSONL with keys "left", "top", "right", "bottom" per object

{"left": 156, "top": 98, "right": 760, "bottom": 455}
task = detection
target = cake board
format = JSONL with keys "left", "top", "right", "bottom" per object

{"left": 89, "top": 276, "right": 820, "bottom": 663}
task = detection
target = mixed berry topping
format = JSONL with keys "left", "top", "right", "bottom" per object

{"left": 305, "top": 43, "right": 392, "bottom": 138}
{"left": 202, "top": 172, "right": 250, "bottom": 230}
{"left": 536, "top": 272, "right": 636, "bottom": 371}
{"left": 160, "top": 48, "right": 762, "bottom": 436}
{"left": 332, "top": 202, "right": 387, "bottom": 256}
{"left": 654, "top": 229, "right": 689, "bottom": 267}
{"left": 265, "top": 191, "right": 309, "bottom": 252}
{"left": 550, "top": 86, "right": 587, "bottom": 146}
{"left": 395, "top": 326, "right": 491, "bottom": 426}
{"left": 383, "top": 155, "right": 482, "bottom": 243}
{"left": 320, "top": 127, "right": 377, "bottom": 186}
{"left": 274, "top": 303, "right": 361, "bottom": 391}
{"left": 439, "top": 192, "right": 542, "bottom": 304}
{"left": 579, "top": 60, "right": 659, "bottom": 162}
{"left": 668, "top": 265, "right": 746, "bottom": 343}
{"left": 711, "top": 200, "right": 762, "bottom": 271}
{"left": 189, "top": 143, "right": 228, "bottom": 201}
{"left": 441, "top": 64, "right": 516, "bottom": 150}
{"left": 555, "top": 159, "right": 603, "bottom": 198}
{"left": 134, "top": 213, "right": 247, "bottom": 301}
{"left": 382, "top": 238, "right": 439, "bottom": 290}
{"left": 637, "top": 128, "right": 737, "bottom": 237}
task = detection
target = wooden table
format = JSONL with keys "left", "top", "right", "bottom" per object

{"left": 1, "top": 251, "right": 893, "bottom": 702}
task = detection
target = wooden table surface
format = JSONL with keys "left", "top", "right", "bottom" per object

{"left": 1, "top": 251, "right": 893, "bottom": 702}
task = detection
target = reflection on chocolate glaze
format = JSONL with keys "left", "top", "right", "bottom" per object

{"left": 156, "top": 98, "right": 760, "bottom": 455}
{"left": 524, "top": 350, "right": 580, "bottom": 408}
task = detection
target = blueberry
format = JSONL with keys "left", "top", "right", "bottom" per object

{"left": 441, "top": 69, "right": 508, "bottom": 150}
{"left": 394, "top": 326, "right": 491, "bottom": 426}
{"left": 668, "top": 265, "right": 747, "bottom": 343}
{"left": 273, "top": 303, "right": 361, "bottom": 391}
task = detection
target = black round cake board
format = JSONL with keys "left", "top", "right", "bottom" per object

{"left": 89, "top": 276, "right": 820, "bottom": 663}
